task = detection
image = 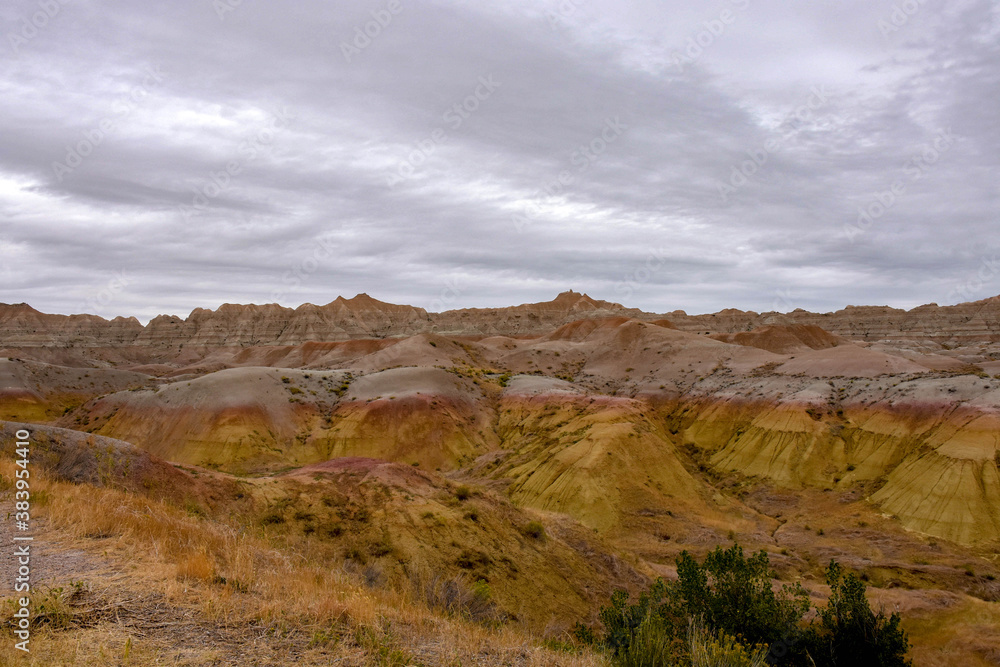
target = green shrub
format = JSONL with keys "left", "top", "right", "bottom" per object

{"left": 613, "top": 613, "right": 676, "bottom": 667}
{"left": 584, "top": 544, "right": 911, "bottom": 667}
{"left": 674, "top": 545, "right": 810, "bottom": 653}
{"left": 808, "top": 561, "right": 912, "bottom": 666}
{"left": 597, "top": 584, "right": 675, "bottom": 659}
{"left": 472, "top": 579, "right": 492, "bottom": 604}
{"left": 523, "top": 520, "right": 545, "bottom": 539}
{"left": 29, "top": 584, "right": 83, "bottom": 630}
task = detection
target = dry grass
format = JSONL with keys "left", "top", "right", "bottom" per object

{"left": 902, "top": 596, "right": 1000, "bottom": 667}
{"left": 0, "top": 466, "right": 607, "bottom": 666}
{"left": 175, "top": 550, "right": 216, "bottom": 583}
{"left": 0, "top": 626, "right": 163, "bottom": 666}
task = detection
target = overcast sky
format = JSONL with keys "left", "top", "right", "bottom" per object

{"left": 1, "top": 0, "right": 997, "bottom": 322}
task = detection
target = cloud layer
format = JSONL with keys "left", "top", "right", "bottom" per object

{"left": 1, "top": 0, "right": 997, "bottom": 322}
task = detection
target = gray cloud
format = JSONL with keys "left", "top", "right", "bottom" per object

{"left": 0, "top": 0, "right": 997, "bottom": 322}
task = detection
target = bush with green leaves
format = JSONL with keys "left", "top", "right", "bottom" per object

{"left": 613, "top": 613, "right": 676, "bottom": 667}
{"left": 674, "top": 545, "right": 810, "bottom": 652}
{"left": 577, "top": 544, "right": 911, "bottom": 666}
{"left": 807, "top": 562, "right": 912, "bottom": 667}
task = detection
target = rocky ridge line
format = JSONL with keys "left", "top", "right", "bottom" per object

{"left": 2, "top": 291, "right": 999, "bottom": 348}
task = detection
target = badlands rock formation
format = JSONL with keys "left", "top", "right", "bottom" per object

{"left": 3, "top": 294, "right": 1000, "bottom": 548}
{"left": 4, "top": 293, "right": 1000, "bottom": 664}
{"left": 6, "top": 290, "right": 999, "bottom": 351}
{"left": 666, "top": 297, "right": 1000, "bottom": 345}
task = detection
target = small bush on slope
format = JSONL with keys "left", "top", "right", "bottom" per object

{"left": 613, "top": 613, "right": 675, "bottom": 667}
{"left": 606, "top": 614, "right": 770, "bottom": 667}
{"left": 808, "top": 561, "right": 912, "bottom": 667}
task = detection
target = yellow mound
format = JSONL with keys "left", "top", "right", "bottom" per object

{"left": 496, "top": 394, "right": 725, "bottom": 532}
{"left": 77, "top": 366, "right": 494, "bottom": 473}
{"left": 872, "top": 413, "right": 1000, "bottom": 543}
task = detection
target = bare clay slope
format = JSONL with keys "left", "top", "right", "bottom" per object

{"left": 0, "top": 357, "right": 151, "bottom": 423}
{"left": 0, "top": 421, "right": 244, "bottom": 508}
{"left": 709, "top": 323, "right": 848, "bottom": 354}
{"left": 64, "top": 366, "right": 495, "bottom": 475}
